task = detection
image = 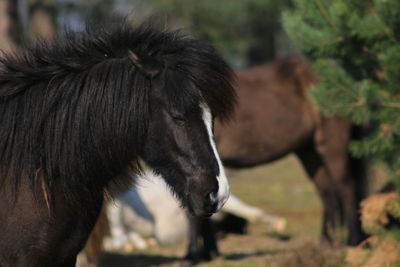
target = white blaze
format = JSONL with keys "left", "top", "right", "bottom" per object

{"left": 201, "top": 105, "right": 230, "bottom": 210}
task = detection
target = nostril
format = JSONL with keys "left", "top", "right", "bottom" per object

{"left": 207, "top": 191, "right": 218, "bottom": 203}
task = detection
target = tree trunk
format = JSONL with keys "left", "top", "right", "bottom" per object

{"left": 28, "top": 0, "right": 56, "bottom": 40}
{"left": 0, "top": 0, "right": 21, "bottom": 53}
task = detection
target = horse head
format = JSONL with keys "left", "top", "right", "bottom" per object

{"left": 0, "top": 23, "right": 236, "bottom": 219}
{"left": 141, "top": 102, "right": 228, "bottom": 216}
{"left": 128, "top": 39, "right": 236, "bottom": 216}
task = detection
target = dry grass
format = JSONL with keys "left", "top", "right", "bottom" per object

{"left": 346, "top": 236, "right": 400, "bottom": 267}
{"left": 100, "top": 155, "right": 327, "bottom": 266}
{"left": 360, "top": 193, "right": 400, "bottom": 235}
{"left": 99, "top": 156, "right": 393, "bottom": 267}
{"left": 278, "top": 241, "right": 346, "bottom": 267}
{"left": 345, "top": 192, "right": 400, "bottom": 267}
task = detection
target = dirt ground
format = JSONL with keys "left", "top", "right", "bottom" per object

{"left": 99, "top": 155, "right": 387, "bottom": 267}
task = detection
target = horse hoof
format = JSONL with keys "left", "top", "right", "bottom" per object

{"left": 274, "top": 218, "right": 287, "bottom": 233}
{"left": 262, "top": 215, "right": 287, "bottom": 234}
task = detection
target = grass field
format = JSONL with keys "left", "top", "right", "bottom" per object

{"left": 100, "top": 154, "right": 373, "bottom": 267}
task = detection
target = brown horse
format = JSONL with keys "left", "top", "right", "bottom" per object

{"left": 186, "top": 58, "right": 367, "bottom": 262}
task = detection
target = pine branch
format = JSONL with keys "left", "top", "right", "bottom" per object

{"left": 284, "top": 0, "right": 400, "bottom": 190}
{"left": 381, "top": 103, "right": 400, "bottom": 108}
{"left": 295, "top": 33, "right": 344, "bottom": 47}
{"left": 331, "top": 80, "right": 360, "bottom": 100}
{"left": 369, "top": 4, "right": 396, "bottom": 42}
{"left": 328, "top": 101, "right": 365, "bottom": 108}
{"left": 315, "top": 0, "right": 336, "bottom": 30}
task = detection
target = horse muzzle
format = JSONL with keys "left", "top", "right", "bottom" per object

{"left": 187, "top": 190, "right": 222, "bottom": 217}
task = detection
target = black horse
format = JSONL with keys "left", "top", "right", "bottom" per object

{"left": 0, "top": 23, "right": 236, "bottom": 267}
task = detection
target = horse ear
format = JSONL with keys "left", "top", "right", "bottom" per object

{"left": 128, "top": 50, "right": 162, "bottom": 79}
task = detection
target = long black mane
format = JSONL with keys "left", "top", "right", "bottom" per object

{"left": 0, "top": 23, "right": 236, "bottom": 204}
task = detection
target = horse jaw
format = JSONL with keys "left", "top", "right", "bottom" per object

{"left": 201, "top": 105, "right": 230, "bottom": 211}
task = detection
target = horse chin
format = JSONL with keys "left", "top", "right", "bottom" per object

{"left": 186, "top": 195, "right": 218, "bottom": 217}
{"left": 187, "top": 205, "right": 214, "bottom": 217}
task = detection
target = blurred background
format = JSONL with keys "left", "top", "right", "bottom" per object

{"left": 2, "top": 0, "right": 400, "bottom": 266}
{"left": 0, "top": 0, "right": 295, "bottom": 67}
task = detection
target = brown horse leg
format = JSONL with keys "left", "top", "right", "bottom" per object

{"left": 295, "top": 143, "right": 342, "bottom": 244}
{"left": 312, "top": 167, "right": 343, "bottom": 244}
{"left": 315, "top": 117, "right": 365, "bottom": 245}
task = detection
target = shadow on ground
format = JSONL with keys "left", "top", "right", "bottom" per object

{"left": 100, "top": 252, "right": 180, "bottom": 267}
{"left": 222, "top": 249, "right": 284, "bottom": 261}
{"left": 100, "top": 249, "right": 285, "bottom": 267}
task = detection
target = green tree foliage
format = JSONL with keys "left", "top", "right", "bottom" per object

{"left": 283, "top": 0, "right": 400, "bottom": 189}
{"left": 146, "top": 0, "right": 292, "bottom": 67}
{"left": 55, "top": 0, "right": 127, "bottom": 31}
{"left": 55, "top": 0, "right": 293, "bottom": 67}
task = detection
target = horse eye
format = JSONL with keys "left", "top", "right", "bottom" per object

{"left": 172, "top": 116, "right": 186, "bottom": 125}
{"left": 173, "top": 116, "right": 184, "bottom": 120}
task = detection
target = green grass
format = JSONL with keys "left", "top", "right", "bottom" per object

{"left": 228, "top": 155, "right": 322, "bottom": 239}
{"left": 101, "top": 155, "right": 340, "bottom": 267}
{"left": 195, "top": 155, "right": 325, "bottom": 267}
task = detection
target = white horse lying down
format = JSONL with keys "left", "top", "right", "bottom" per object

{"left": 105, "top": 170, "right": 287, "bottom": 250}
